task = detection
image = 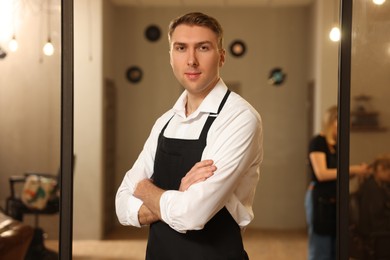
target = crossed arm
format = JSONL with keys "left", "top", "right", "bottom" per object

{"left": 116, "top": 105, "right": 262, "bottom": 230}
{"left": 134, "top": 160, "right": 217, "bottom": 225}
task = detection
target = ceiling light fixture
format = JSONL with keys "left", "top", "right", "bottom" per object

{"left": 43, "top": 0, "right": 54, "bottom": 56}
{"left": 43, "top": 39, "right": 54, "bottom": 56}
{"left": 329, "top": 26, "right": 341, "bottom": 42}
{"left": 329, "top": 0, "right": 341, "bottom": 42}
{"left": 9, "top": 34, "right": 18, "bottom": 52}
{"left": 373, "top": 0, "right": 386, "bottom": 5}
{"left": 7, "top": 0, "right": 19, "bottom": 52}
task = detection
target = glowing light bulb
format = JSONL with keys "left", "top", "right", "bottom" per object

{"left": 9, "top": 37, "right": 18, "bottom": 52}
{"left": 329, "top": 26, "right": 341, "bottom": 42}
{"left": 43, "top": 40, "right": 54, "bottom": 56}
{"left": 373, "top": 0, "right": 386, "bottom": 5}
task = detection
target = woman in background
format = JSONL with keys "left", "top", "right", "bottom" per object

{"left": 305, "top": 105, "right": 369, "bottom": 260}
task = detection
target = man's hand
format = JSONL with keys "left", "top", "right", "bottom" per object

{"left": 134, "top": 179, "right": 164, "bottom": 220}
{"left": 179, "top": 160, "right": 217, "bottom": 191}
{"left": 134, "top": 160, "right": 216, "bottom": 224}
{"left": 138, "top": 204, "right": 159, "bottom": 225}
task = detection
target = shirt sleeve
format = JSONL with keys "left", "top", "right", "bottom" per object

{"left": 115, "top": 111, "right": 172, "bottom": 227}
{"left": 309, "top": 135, "right": 327, "bottom": 153}
{"left": 159, "top": 104, "right": 263, "bottom": 233}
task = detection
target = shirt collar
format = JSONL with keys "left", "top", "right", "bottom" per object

{"left": 172, "top": 79, "right": 228, "bottom": 119}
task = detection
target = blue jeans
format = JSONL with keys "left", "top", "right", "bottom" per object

{"left": 305, "top": 187, "right": 336, "bottom": 260}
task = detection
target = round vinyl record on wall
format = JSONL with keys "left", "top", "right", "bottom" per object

{"left": 229, "top": 40, "right": 246, "bottom": 57}
{"left": 268, "top": 67, "right": 287, "bottom": 86}
{"left": 126, "top": 66, "right": 143, "bottom": 84}
{"left": 145, "top": 25, "right": 161, "bottom": 42}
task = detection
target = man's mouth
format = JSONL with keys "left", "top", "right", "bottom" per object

{"left": 185, "top": 72, "right": 201, "bottom": 80}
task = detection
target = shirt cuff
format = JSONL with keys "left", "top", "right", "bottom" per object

{"left": 127, "top": 196, "right": 143, "bottom": 227}
{"left": 159, "top": 190, "right": 172, "bottom": 224}
{"left": 160, "top": 190, "right": 186, "bottom": 233}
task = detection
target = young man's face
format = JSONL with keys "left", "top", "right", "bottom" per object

{"left": 169, "top": 24, "right": 225, "bottom": 97}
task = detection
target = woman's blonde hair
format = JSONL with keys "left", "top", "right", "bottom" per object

{"left": 321, "top": 105, "right": 338, "bottom": 148}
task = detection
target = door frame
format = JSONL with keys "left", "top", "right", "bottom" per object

{"left": 337, "top": 0, "right": 353, "bottom": 259}
{"left": 60, "top": 0, "right": 74, "bottom": 259}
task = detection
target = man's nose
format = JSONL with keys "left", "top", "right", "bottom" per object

{"left": 187, "top": 50, "right": 198, "bottom": 66}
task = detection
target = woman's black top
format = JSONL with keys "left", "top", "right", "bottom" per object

{"left": 308, "top": 134, "right": 337, "bottom": 195}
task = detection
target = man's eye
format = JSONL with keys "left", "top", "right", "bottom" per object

{"left": 176, "top": 46, "right": 186, "bottom": 51}
{"left": 199, "top": 45, "right": 209, "bottom": 51}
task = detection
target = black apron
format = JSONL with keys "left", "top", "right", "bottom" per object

{"left": 146, "top": 90, "right": 247, "bottom": 260}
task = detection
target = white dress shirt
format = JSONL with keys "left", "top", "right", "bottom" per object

{"left": 115, "top": 79, "right": 263, "bottom": 233}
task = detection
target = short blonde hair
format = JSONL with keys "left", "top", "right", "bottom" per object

{"left": 168, "top": 12, "right": 224, "bottom": 50}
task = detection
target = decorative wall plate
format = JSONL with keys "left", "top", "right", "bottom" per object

{"left": 126, "top": 66, "right": 143, "bottom": 83}
{"left": 229, "top": 40, "right": 246, "bottom": 57}
{"left": 145, "top": 25, "right": 161, "bottom": 42}
{"left": 268, "top": 67, "right": 287, "bottom": 86}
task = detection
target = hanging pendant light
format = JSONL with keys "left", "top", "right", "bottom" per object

{"left": 373, "top": 0, "right": 386, "bottom": 5}
{"left": 9, "top": 34, "right": 18, "bottom": 52}
{"left": 43, "top": 0, "right": 54, "bottom": 56}
{"left": 7, "top": 0, "right": 19, "bottom": 53}
{"left": 329, "top": 26, "right": 341, "bottom": 42}
{"left": 329, "top": 0, "right": 341, "bottom": 42}
{"left": 43, "top": 38, "right": 54, "bottom": 56}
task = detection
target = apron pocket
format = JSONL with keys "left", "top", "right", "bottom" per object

{"left": 153, "top": 148, "right": 183, "bottom": 190}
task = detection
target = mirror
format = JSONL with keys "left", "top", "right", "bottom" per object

{"left": 0, "top": 0, "right": 62, "bottom": 258}
{"left": 63, "top": 2, "right": 388, "bottom": 258}
{"left": 0, "top": 0, "right": 356, "bottom": 258}
{"left": 70, "top": 0, "right": 346, "bottom": 259}
{"left": 348, "top": 0, "right": 390, "bottom": 259}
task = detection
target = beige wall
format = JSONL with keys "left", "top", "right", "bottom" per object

{"left": 0, "top": 0, "right": 353, "bottom": 240}
{"left": 73, "top": 0, "right": 104, "bottom": 239}
{"left": 312, "top": 0, "right": 339, "bottom": 133}
{"left": 108, "top": 6, "right": 311, "bottom": 230}
{"left": 83, "top": 0, "right": 344, "bottom": 235}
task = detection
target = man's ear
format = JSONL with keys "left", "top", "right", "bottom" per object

{"left": 219, "top": 49, "right": 226, "bottom": 67}
{"left": 169, "top": 50, "right": 173, "bottom": 67}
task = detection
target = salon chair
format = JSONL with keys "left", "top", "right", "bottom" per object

{"left": 349, "top": 178, "right": 390, "bottom": 260}
{"left": 6, "top": 172, "right": 60, "bottom": 260}
{"left": 0, "top": 209, "right": 34, "bottom": 260}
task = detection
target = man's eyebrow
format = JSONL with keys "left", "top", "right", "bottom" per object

{"left": 172, "top": 42, "right": 186, "bottom": 47}
{"left": 172, "top": 41, "right": 213, "bottom": 46}
{"left": 196, "top": 41, "right": 213, "bottom": 46}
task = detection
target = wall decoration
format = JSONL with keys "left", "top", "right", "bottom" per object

{"left": 229, "top": 40, "right": 246, "bottom": 57}
{"left": 351, "top": 94, "right": 387, "bottom": 132}
{"left": 126, "top": 66, "right": 143, "bottom": 84}
{"left": 268, "top": 67, "right": 287, "bottom": 86}
{"left": 145, "top": 25, "right": 161, "bottom": 42}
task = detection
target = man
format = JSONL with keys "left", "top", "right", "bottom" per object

{"left": 116, "top": 12, "right": 263, "bottom": 259}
